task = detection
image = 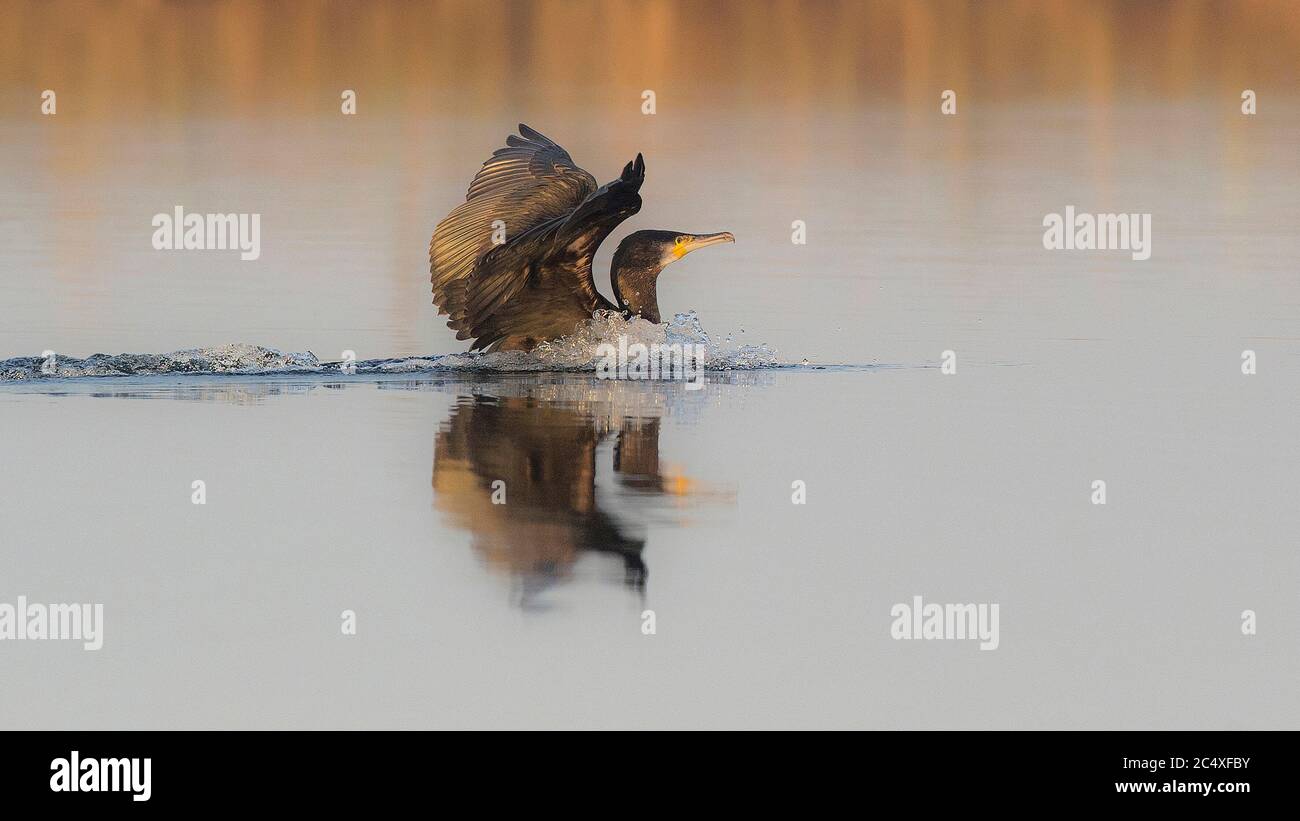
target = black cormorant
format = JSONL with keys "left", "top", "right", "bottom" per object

{"left": 429, "top": 124, "right": 734, "bottom": 351}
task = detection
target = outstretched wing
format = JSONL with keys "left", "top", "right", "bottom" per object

{"left": 430, "top": 124, "right": 597, "bottom": 338}
{"left": 431, "top": 126, "right": 648, "bottom": 350}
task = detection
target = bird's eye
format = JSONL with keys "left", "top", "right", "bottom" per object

{"left": 675, "top": 236, "right": 687, "bottom": 246}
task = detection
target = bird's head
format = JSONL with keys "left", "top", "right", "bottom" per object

{"left": 610, "top": 229, "right": 735, "bottom": 323}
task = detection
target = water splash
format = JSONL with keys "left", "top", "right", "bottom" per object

{"left": 417, "top": 310, "right": 778, "bottom": 373}
{"left": 0, "top": 343, "right": 322, "bottom": 380}
{"left": 0, "top": 312, "right": 781, "bottom": 380}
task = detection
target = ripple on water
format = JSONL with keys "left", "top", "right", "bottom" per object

{"left": 0, "top": 311, "right": 782, "bottom": 380}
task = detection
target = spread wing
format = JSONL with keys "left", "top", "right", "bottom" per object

{"left": 429, "top": 124, "right": 645, "bottom": 349}
{"left": 430, "top": 124, "right": 596, "bottom": 339}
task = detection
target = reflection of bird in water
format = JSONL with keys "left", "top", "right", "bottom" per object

{"left": 432, "top": 391, "right": 685, "bottom": 605}
{"left": 429, "top": 124, "right": 734, "bottom": 352}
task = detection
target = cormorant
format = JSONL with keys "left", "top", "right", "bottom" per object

{"left": 429, "top": 124, "right": 734, "bottom": 352}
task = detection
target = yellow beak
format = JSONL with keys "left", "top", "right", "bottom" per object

{"left": 675, "top": 231, "right": 736, "bottom": 258}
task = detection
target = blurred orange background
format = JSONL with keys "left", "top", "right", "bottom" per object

{"left": 4, "top": 0, "right": 1299, "bottom": 121}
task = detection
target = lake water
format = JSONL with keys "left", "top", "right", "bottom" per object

{"left": 2, "top": 0, "right": 1298, "bottom": 728}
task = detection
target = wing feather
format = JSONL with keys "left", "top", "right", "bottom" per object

{"left": 430, "top": 125, "right": 596, "bottom": 334}
{"left": 430, "top": 126, "right": 646, "bottom": 350}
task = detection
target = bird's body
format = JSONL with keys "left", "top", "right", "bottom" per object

{"left": 429, "top": 125, "right": 733, "bottom": 351}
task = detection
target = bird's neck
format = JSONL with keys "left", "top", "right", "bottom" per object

{"left": 610, "top": 260, "right": 662, "bottom": 325}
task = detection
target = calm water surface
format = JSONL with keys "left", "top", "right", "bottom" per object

{"left": 2, "top": 360, "right": 1297, "bottom": 729}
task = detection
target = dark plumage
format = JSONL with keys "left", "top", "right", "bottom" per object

{"left": 429, "top": 125, "right": 734, "bottom": 351}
